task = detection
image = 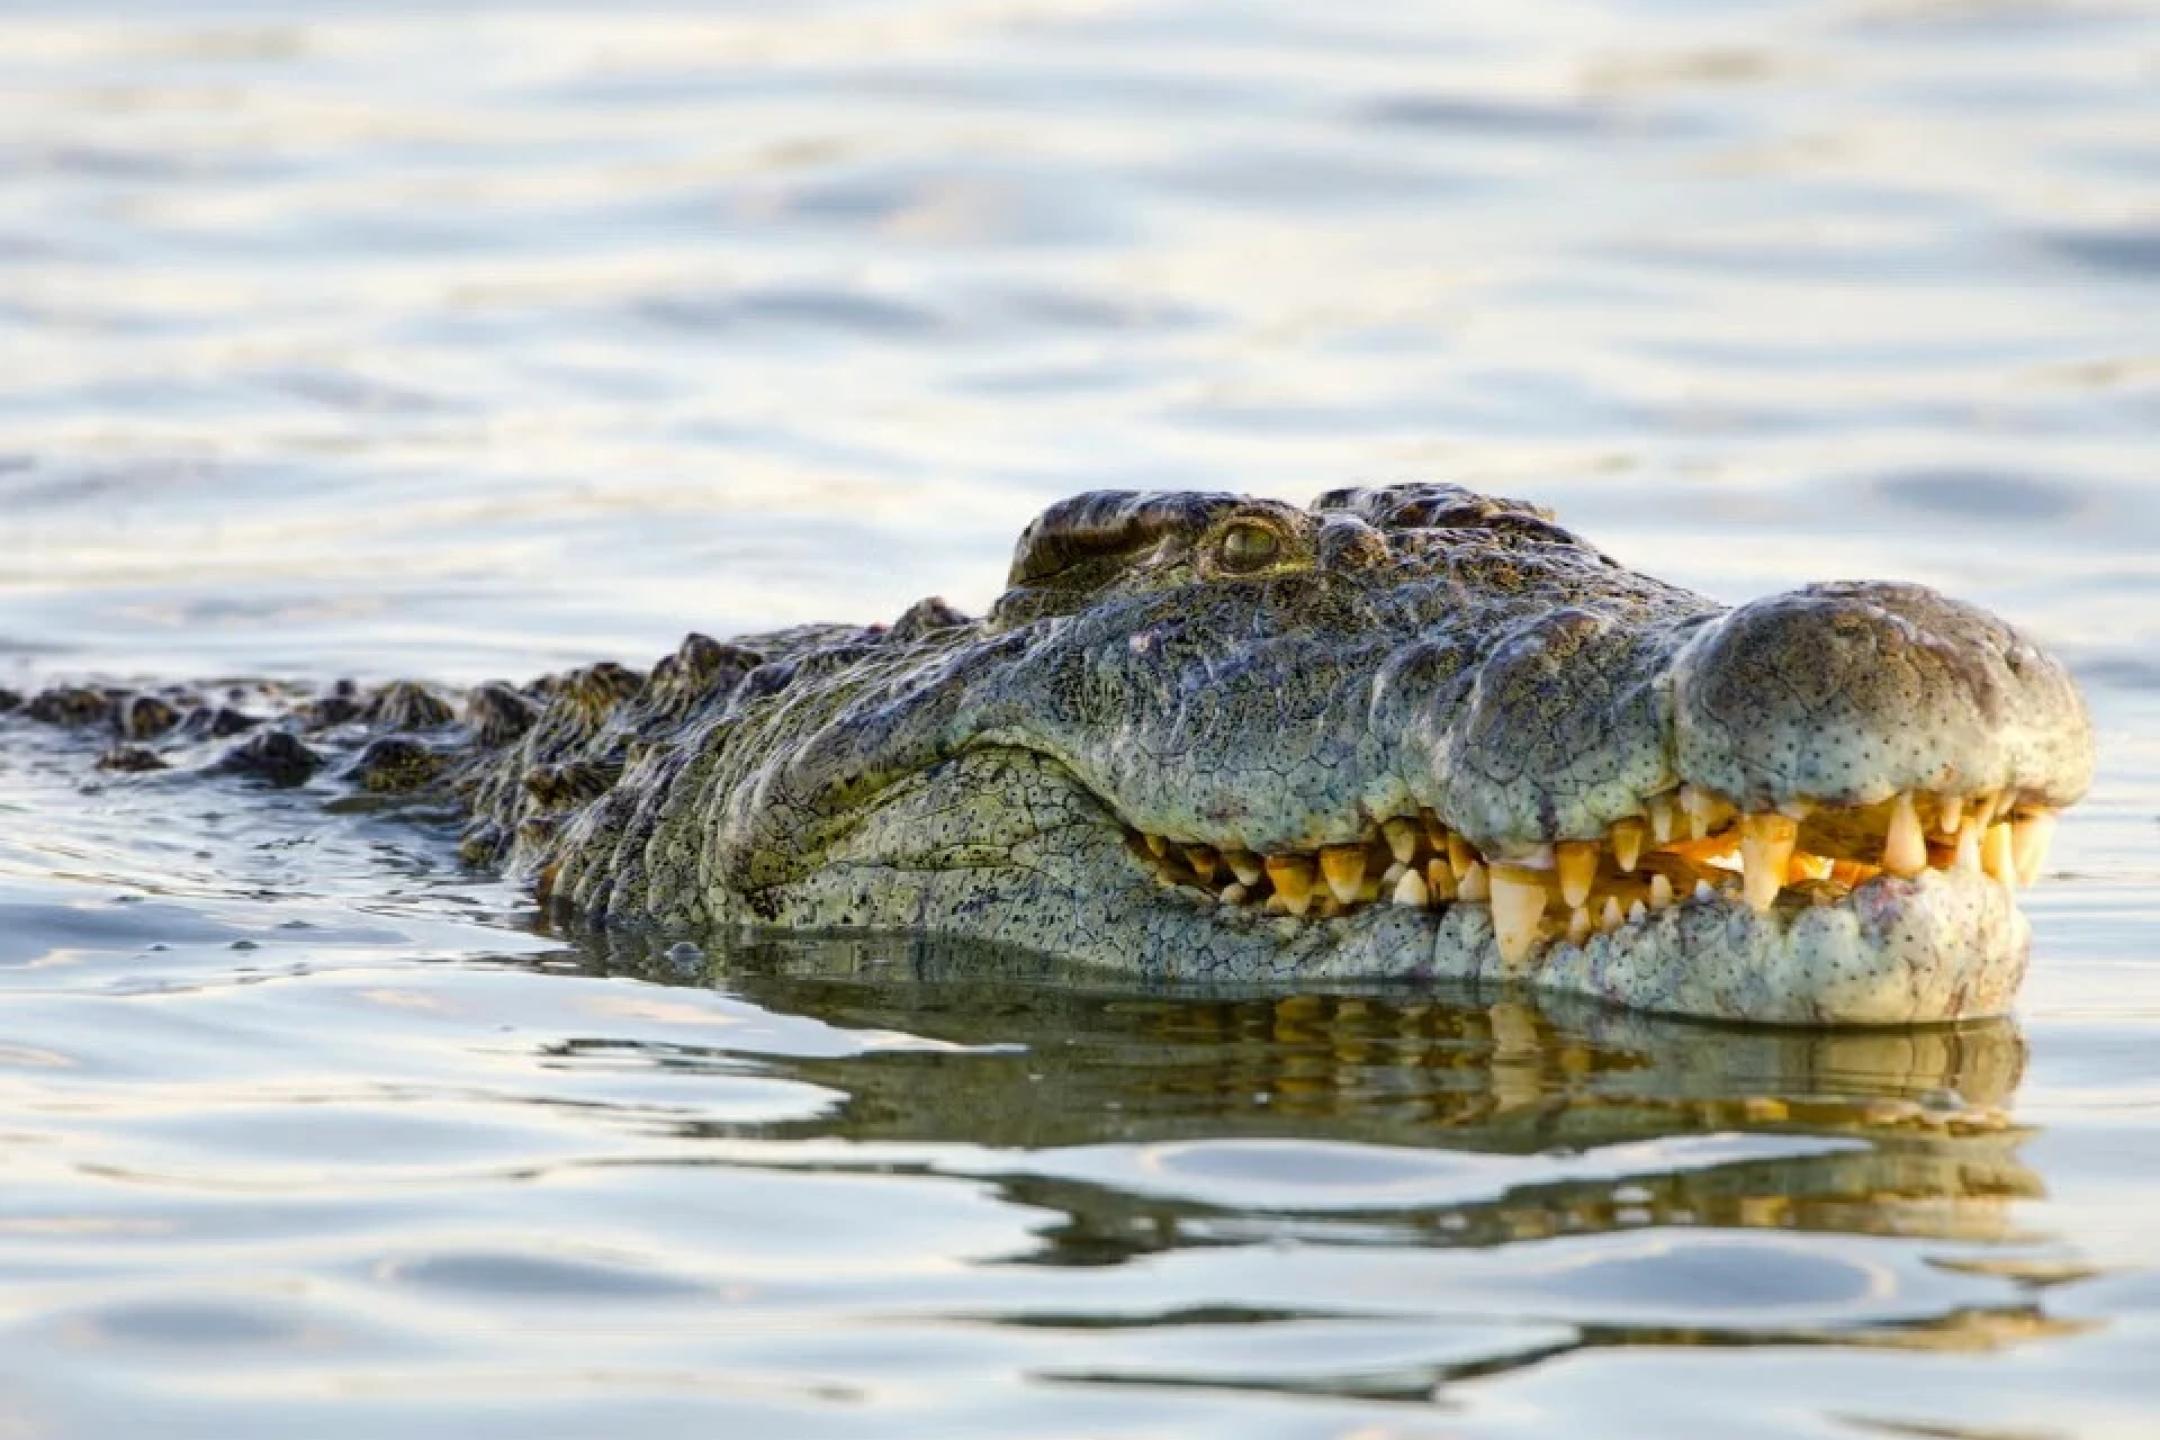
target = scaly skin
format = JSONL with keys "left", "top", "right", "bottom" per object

{"left": 4, "top": 484, "right": 2093, "bottom": 1025}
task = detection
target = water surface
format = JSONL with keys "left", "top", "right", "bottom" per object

{"left": 3, "top": 1, "right": 2158, "bottom": 1434}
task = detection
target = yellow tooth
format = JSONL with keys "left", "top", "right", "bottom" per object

{"left": 1319, "top": 844, "right": 1367, "bottom": 904}
{"left": 1646, "top": 793, "right": 1676, "bottom": 845}
{"left": 1426, "top": 858, "right": 1458, "bottom": 902}
{"left": 1487, "top": 865, "right": 1550, "bottom": 971}
{"left": 1382, "top": 817, "right": 1421, "bottom": 865}
{"left": 1220, "top": 883, "right": 1249, "bottom": 905}
{"left": 1627, "top": 898, "right": 1648, "bottom": 925}
{"left": 2013, "top": 810, "right": 2056, "bottom": 887}
{"left": 1681, "top": 785, "right": 1731, "bottom": 840}
{"left": 1382, "top": 860, "right": 1407, "bottom": 887}
{"left": 1458, "top": 862, "right": 1490, "bottom": 902}
{"left": 1265, "top": 854, "right": 1315, "bottom": 915}
{"left": 1981, "top": 820, "right": 2016, "bottom": 885}
{"left": 1422, "top": 809, "right": 1448, "bottom": 850}
{"left": 1600, "top": 895, "right": 1625, "bottom": 932}
{"left": 1937, "top": 793, "right": 1964, "bottom": 835}
{"left": 1224, "top": 849, "right": 1264, "bottom": 887}
{"left": 1392, "top": 867, "right": 1429, "bottom": 908}
{"left": 1739, "top": 812, "right": 1800, "bottom": 913}
{"left": 1556, "top": 841, "right": 1599, "bottom": 909}
{"left": 1144, "top": 833, "right": 1170, "bottom": 858}
{"left": 1610, "top": 819, "right": 1645, "bottom": 873}
{"left": 1883, "top": 791, "right": 1927, "bottom": 878}
{"left": 1649, "top": 873, "right": 1674, "bottom": 910}
{"left": 1953, "top": 820, "right": 1981, "bottom": 872}
{"left": 1184, "top": 844, "right": 1219, "bottom": 883}
{"left": 1566, "top": 906, "right": 1593, "bottom": 946}
{"left": 1447, "top": 833, "right": 1478, "bottom": 880}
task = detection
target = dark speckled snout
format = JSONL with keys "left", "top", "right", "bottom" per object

{"left": 1671, "top": 581, "right": 2092, "bottom": 813}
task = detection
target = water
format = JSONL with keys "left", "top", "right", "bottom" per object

{"left": 2, "top": 1, "right": 2158, "bottom": 1433}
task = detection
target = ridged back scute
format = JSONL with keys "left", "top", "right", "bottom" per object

{"left": 1313, "top": 483, "right": 1586, "bottom": 550}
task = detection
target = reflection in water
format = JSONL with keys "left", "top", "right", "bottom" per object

{"left": 525, "top": 932, "right": 2080, "bottom": 1404}
{"left": 582, "top": 937, "right": 2028, "bottom": 1229}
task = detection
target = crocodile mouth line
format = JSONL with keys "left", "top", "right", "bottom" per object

{"left": 1126, "top": 785, "right": 2062, "bottom": 968}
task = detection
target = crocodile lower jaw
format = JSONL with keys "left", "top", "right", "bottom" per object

{"left": 1123, "top": 782, "right": 2061, "bottom": 1014}
{"left": 1250, "top": 863, "right": 2030, "bottom": 1026}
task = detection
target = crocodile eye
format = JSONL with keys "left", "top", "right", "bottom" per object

{"left": 1218, "top": 521, "right": 1282, "bottom": 573}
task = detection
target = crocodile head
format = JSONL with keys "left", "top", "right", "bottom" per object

{"left": 539, "top": 484, "right": 2092, "bottom": 1026}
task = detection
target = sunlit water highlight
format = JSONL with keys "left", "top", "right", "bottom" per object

{"left": 2, "top": 1, "right": 2158, "bottom": 1434}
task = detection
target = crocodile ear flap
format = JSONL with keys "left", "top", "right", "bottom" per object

{"left": 992, "top": 490, "right": 1243, "bottom": 626}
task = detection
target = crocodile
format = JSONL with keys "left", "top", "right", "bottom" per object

{"left": 1, "top": 483, "right": 2092, "bottom": 1026}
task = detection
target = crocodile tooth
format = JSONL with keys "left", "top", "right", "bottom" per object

{"left": 1556, "top": 841, "right": 1599, "bottom": 909}
{"left": 1426, "top": 858, "right": 1458, "bottom": 902}
{"left": 1953, "top": 820, "right": 1981, "bottom": 872}
{"left": 1646, "top": 793, "right": 1676, "bottom": 845}
{"left": 1144, "top": 833, "right": 1170, "bottom": 859}
{"left": 1392, "top": 866, "right": 1429, "bottom": 908}
{"left": 1981, "top": 820, "right": 2016, "bottom": 884}
{"left": 1319, "top": 844, "right": 1367, "bottom": 904}
{"left": 1680, "top": 785, "right": 1720, "bottom": 840}
{"left": 2013, "top": 810, "right": 2056, "bottom": 887}
{"left": 1458, "top": 861, "right": 1490, "bottom": 902}
{"left": 1694, "top": 878, "right": 1716, "bottom": 902}
{"left": 1422, "top": 808, "right": 1448, "bottom": 850}
{"left": 1447, "top": 833, "right": 1478, "bottom": 881}
{"left": 1566, "top": 906, "right": 1592, "bottom": 946}
{"left": 1382, "top": 860, "right": 1407, "bottom": 888}
{"left": 1184, "top": 844, "right": 1220, "bottom": 883}
{"left": 1382, "top": 817, "right": 1421, "bottom": 865}
{"left": 1883, "top": 791, "right": 1927, "bottom": 878}
{"left": 1223, "top": 849, "right": 1264, "bottom": 887}
{"left": 1609, "top": 819, "right": 1645, "bottom": 873}
{"left": 1627, "top": 898, "right": 1647, "bottom": 925}
{"left": 1220, "top": 883, "right": 1249, "bottom": 905}
{"left": 1938, "top": 793, "right": 1964, "bottom": 834}
{"left": 1739, "top": 813, "right": 1799, "bottom": 913}
{"left": 1649, "top": 873, "right": 1674, "bottom": 910}
{"left": 1487, "top": 865, "right": 1548, "bottom": 970}
{"left": 1600, "top": 895, "right": 1626, "bottom": 932}
{"left": 1265, "top": 854, "right": 1315, "bottom": 915}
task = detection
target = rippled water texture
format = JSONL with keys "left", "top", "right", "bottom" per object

{"left": 3, "top": 1, "right": 2159, "bottom": 1434}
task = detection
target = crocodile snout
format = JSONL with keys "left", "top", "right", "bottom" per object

{"left": 1671, "top": 581, "right": 2092, "bottom": 812}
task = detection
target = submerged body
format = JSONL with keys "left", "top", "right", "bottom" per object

{"left": 3, "top": 485, "right": 2092, "bottom": 1025}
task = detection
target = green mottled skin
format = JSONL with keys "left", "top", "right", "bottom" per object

{"left": 5, "top": 485, "right": 2094, "bottom": 1025}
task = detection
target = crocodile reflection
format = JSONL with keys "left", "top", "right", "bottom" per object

{"left": 563, "top": 933, "right": 2038, "bottom": 1259}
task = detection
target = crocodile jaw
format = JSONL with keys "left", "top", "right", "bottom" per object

{"left": 754, "top": 744, "right": 2045, "bottom": 1026}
